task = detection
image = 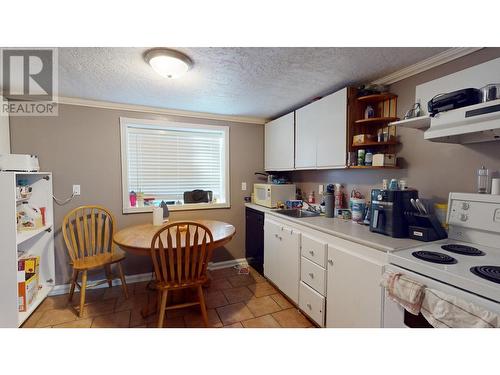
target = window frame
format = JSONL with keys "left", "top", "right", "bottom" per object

{"left": 119, "top": 117, "right": 230, "bottom": 214}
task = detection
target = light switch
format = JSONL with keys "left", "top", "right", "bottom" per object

{"left": 318, "top": 184, "right": 324, "bottom": 194}
{"left": 73, "top": 185, "right": 81, "bottom": 196}
{"left": 241, "top": 182, "right": 247, "bottom": 191}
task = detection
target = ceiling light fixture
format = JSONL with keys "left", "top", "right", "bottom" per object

{"left": 144, "top": 48, "right": 193, "bottom": 79}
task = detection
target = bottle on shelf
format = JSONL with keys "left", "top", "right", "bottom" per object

{"left": 478, "top": 166, "right": 489, "bottom": 194}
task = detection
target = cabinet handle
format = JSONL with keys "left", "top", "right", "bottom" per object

{"left": 328, "top": 259, "right": 333, "bottom": 265}
{"left": 309, "top": 250, "right": 314, "bottom": 256}
{"left": 308, "top": 272, "right": 314, "bottom": 279}
{"left": 274, "top": 234, "right": 278, "bottom": 238}
{"left": 306, "top": 303, "right": 312, "bottom": 309}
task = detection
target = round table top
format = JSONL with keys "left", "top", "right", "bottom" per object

{"left": 113, "top": 219, "right": 236, "bottom": 256}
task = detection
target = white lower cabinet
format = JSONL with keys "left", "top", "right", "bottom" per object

{"left": 263, "top": 213, "right": 387, "bottom": 328}
{"left": 326, "top": 242, "right": 386, "bottom": 328}
{"left": 299, "top": 282, "right": 325, "bottom": 326}
{"left": 263, "top": 218, "right": 301, "bottom": 303}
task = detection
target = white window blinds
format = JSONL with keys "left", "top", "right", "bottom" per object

{"left": 124, "top": 121, "right": 228, "bottom": 205}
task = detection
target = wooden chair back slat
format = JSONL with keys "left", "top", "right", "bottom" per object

{"left": 191, "top": 229, "right": 199, "bottom": 280}
{"left": 150, "top": 222, "right": 214, "bottom": 287}
{"left": 62, "top": 205, "right": 117, "bottom": 262}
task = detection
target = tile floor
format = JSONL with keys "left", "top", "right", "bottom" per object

{"left": 22, "top": 266, "right": 315, "bottom": 328}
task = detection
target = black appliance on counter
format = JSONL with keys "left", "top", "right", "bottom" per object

{"left": 245, "top": 207, "right": 264, "bottom": 275}
{"left": 427, "top": 88, "right": 482, "bottom": 117}
{"left": 370, "top": 189, "right": 418, "bottom": 238}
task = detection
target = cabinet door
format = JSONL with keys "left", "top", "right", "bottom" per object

{"left": 295, "top": 102, "right": 319, "bottom": 169}
{"left": 316, "top": 88, "right": 347, "bottom": 168}
{"left": 263, "top": 219, "right": 280, "bottom": 284}
{"left": 326, "top": 244, "right": 384, "bottom": 328}
{"left": 264, "top": 112, "right": 295, "bottom": 171}
{"left": 276, "top": 225, "right": 301, "bottom": 303}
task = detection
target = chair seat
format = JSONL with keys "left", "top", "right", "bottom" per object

{"left": 72, "top": 250, "right": 126, "bottom": 270}
{"left": 153, "top": 276, "right": 208, "bottom": 291}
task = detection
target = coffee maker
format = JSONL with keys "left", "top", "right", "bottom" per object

{"left": 369, "top": 189, "right": 418, "bottom": 238}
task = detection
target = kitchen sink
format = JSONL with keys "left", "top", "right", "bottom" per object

{"left": 274, "top": 209, "right": 320, "bottom": 218}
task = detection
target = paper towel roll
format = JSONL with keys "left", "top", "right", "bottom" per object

{"left": 153, "top": 207, "right": 164, "bottom": 226}
{"left": 491, "top": 178, "right": 500, "bottom": 195}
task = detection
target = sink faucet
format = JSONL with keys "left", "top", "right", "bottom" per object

{"left": 301, "top": 200, "right": 320, "bottom": 213}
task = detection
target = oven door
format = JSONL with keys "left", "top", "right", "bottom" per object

{"left": 383, "top": 264, "right": 500, "bottom": 328}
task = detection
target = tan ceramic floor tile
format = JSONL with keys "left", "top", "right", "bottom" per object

{"left": 184, "top": 308, "right": 222, "bottom": 328}
{"left": 148, "top": 316, "right": 186, "bottom": 328}
{"left": 36, "top": 294, "right": 70, "bottom": 312}
{"left": 36, "top": 308, "right": 77, "bottom": 327}
{"left": 52, "top": 318, "right": 93, "bottom": 328}
{"left": 21, "top": 309, "right": 44, "bottom": 328}
{"left": 247, "top": 281, "right": 278, "bottom": 297}
{"left": 102, "top": 285, "right": 127, "bottom": 300}
{"left": 272, "top": 308, "right": 313, "bottom": 328}
{"left": 133, "top": 281, "right": 154, "bottom": 295}
{"left": 216, "top": 303, "right": 254, "bottom": 325}
{"left": 224, "top": 322, "right": 243, "bottom": 328}
{"left": 204, "top": 290, "right": 229, "bottom": 309}
{"left": 78, "top": 299, "right": 116, "bottom": 319}
{"left": 91, "top": 310, "right": 131, "bottom": 328}
{"left": 242, "top": 314, "right": 281, "bottom": 328}
{"left": 227, "top": 274, "right": 259, "bottom": 288}
{"left": 71, "top": 288, "right": 106, "bottom": 304}
{"left": 223, "top": 286, "right": 254, "bottom": 304}
{"left": 270, "top": 293, "right": 293, "bottom": 309}
{"left": 129, "top": 308, "right": 149, "bottom": 327}
{"left": 208, "top": 267, "right": 239, "bottom": 280}
{"left": 114, "top": 293, "right": 148, "bottom": 312}
{"left": 205, "top": 278, "right": 233, "bottom": 292}
{"left": 245, "top": 296, "right": 281, "bottom": 317}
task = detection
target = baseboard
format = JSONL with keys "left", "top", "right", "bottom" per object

{"left": 48, "top": 258, "right": 249, "bottom": 296}
{"left": 207, "top": 258, "right": 248, "bottom": 270}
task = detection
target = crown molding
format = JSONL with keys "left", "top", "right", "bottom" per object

{"left": 56, "top": 96, "right": 267, "bottom": 125}
{"left": 371, "top": 47, "right": 484, "bottom": 85}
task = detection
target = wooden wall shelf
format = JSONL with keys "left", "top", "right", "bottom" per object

{"left": 348, "top": 165, "right": 400, "bottom": 169}
{"left": 356, "top": 93, "right": 397, "bottom": 102}
{"left": 354, "top": 117, "right": 399, "bottom": 125}
{"left": 351, "top": 140, "right": 399, "bottom": 148}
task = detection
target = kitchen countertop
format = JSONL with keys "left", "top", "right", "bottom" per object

{"left": 244, "top": 202, "right": 421, "bottom": 252}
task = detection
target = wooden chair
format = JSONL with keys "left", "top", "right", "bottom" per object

{"left": 150, "top": 221, "right": 215, "bottom": 328}
{"left": 62, "top": 205, "right": 129, "bottom": 317}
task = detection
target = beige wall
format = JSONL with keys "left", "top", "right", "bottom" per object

{"left": 10, "top": 104, "right": 264, "bottom": 285}
{"left": 290, "top": 48, "right": 500, "bottom": 204}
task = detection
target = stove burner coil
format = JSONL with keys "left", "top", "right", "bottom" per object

{"left": 412, "top": 251, "right": 458, "bottom": 264}
{"left": 470, "top": 266, "right": 500, "bottom": 284}
{"left": 441, "top": 244, "right": 485, "bottom": 256}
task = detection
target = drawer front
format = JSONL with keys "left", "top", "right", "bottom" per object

{"left": 301, "top": 234, "right": 327, "bottom": 267}
{"left": 300, "top": 256, "right": 326, "bottom": 295}
{"left": 299, "top": 282, "right": 325, "bottom": 327}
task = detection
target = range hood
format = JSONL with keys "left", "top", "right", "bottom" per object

{"left": 424, "top": 98, "right": 500, "bottom": 144}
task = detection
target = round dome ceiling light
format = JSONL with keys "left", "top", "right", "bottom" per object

{"left": 145, "top": 48, "right": 193, "bottom": 79}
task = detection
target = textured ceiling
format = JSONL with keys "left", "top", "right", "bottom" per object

{"left": 58, "top": 47, "right": 448, "bottom": 120}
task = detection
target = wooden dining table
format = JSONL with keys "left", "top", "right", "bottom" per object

{"left": 113, "top": 219, "right": 236, "bottom": 317}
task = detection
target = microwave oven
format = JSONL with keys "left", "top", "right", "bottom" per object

{"left": 253, "top": 183, "right": 296, "bottom": 208}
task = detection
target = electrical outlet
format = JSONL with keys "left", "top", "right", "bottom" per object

{"left": 72, "top": 185, "right": 81, "bottom": 196}
{"left": 318, "top": 184, "right": 324, "bottom": 194}
{"left": 241, "top": 182, "right": 247, "bottom": 191}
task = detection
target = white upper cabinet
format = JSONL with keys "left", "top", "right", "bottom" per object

{"left": 295, "top": 88, "right": 348, "bottom": 169}
{"left": 264, "top": 112, "right": 295, "bottom": 171}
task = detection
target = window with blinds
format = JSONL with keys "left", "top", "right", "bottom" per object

{"left": 120, "top": 118, "right": 230, "bottom": 212}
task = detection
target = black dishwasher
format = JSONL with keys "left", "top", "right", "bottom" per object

{"left": 245, "top": 207, "right": 264, "bottom": 275}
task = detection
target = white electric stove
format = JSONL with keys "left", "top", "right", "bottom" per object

{"left": 385, "top": 193, "right": 500, "bottom": 327}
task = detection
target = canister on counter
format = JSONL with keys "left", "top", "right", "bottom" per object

{"left": 382, "top": 179, "right": 388, "bottom": 190}
{"left": 389, "top": 178, "right": 398, "bottom": 190}
{"left": 364, "top": 150, "right": 373, "bottom": 166}
{"left": 357, "top": 149, "right": 365, "bottom": 166}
